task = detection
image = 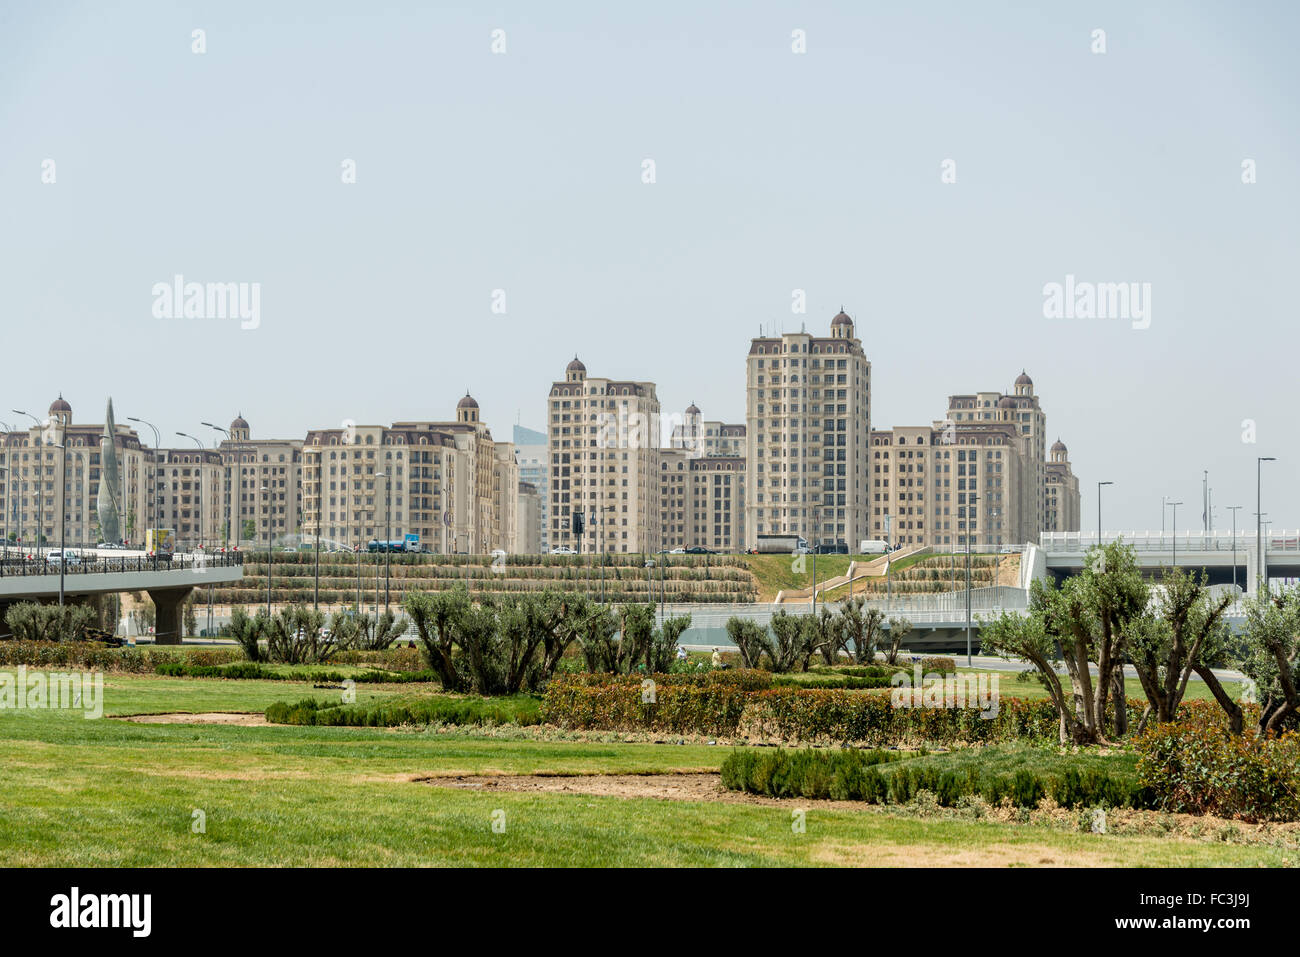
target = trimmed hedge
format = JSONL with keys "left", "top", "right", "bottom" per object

{"left": 544, "top": 677, "right": 1150, "bottom": 747}
{"left": 152, "top": 660, "right": 438, "bottom": 683}
{"left": 265, "top": 694, "right": 542, "bottom": 727}
{"left": 721, "top": 748, "right": 903, "bottom": 800}
{"left": 1135, "top": 711, "right": 1300, "bottom": 822}
{"left": 0, "top": 641, "right": 244, "bottom": 673}
{"left": 722, "top": 747, "right": 1151, "bottom": 809}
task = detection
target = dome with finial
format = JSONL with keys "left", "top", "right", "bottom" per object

{"left": 566, "top": 355, "right": 586, "bottom": 373}
{"left": 230, "top": 413, "right": 250, "bottom": 431}
{"left": 997, "top": 395, "right": 1016, "bottom": 408}
{"left": 831, "top": 308, "right": 853, "bottom": 326}
{"left": 49, "top": 394, "right": 72, "bottom": 416}
{"left": 685, "top": 402, "right": 701, "bottom": 415}
{"left": 457, "top": 392, "right": 479, "bottom": 411}
{"left": 1051, "top": 438, "right": 1067, "bottom": 453}
{"left": 1014, "top": 370, "right": 1033, "bottom": 387}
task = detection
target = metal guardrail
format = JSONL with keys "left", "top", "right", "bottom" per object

{"left": 659, "top": 587, "right": 1029, "bottom": 627}
{"left": 1041, "top": 532, "right": 1300, "bottom": 552}
{"left": 0, "top": 552, "right": 244, "bottom": 578}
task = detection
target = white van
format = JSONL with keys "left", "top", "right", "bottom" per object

{"left": 858, "top": 540, "right": 889, "bottom": 555}
{"left": 46, "top": 550, "right": 82, "bottom": 566}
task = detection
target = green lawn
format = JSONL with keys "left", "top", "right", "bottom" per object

{"left": 0, "top": 669, "right": 1285, "bottom": 866}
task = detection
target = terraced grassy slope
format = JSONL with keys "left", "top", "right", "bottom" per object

{"left": 211, "top": 552, "right": 758, "bottom": 608}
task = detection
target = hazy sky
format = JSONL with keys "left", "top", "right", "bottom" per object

{"left": 2, "top": 1, "right": 1296, "bottom": 532}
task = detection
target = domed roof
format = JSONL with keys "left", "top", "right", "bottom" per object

{"left": 457, "top": 392, "right": 479, "bottom": 410}
{"left": 49, "top": 394, "right": 71, "bottom": 415}
{"left": 1014, "top": 370, "right": 1033, "bottom": 386}
{"left": 685, "top": 402, "right": 701, "bottom": 415}
{"left": 230, "top": 413, "right": 249, "bottom": 431}
{"left": 831, "top": 308, "right": 853, "bottom": 326}
{"left": 566, "top": 355, "right": 586, "bottom": 373}
{"left": 1051, "top": 438, "right": 1067, "bottom": 453}
{"left": 997, "top": 396, "right": 1016, "bottom": 408}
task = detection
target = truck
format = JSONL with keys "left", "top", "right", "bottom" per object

{"left": 858, "top": 540, "right": 890, "bottom": 555}
{"left": 754, "top": 534, "right": 807, "bottom": 554}
{"left": 146, "top": 528, "right": 176, "bottom": 561}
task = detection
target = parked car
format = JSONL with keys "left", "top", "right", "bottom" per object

{"left": 46, "top": 550, "right": 81, "bottom": 567}
{"left": 684, "top": 546, "right": 715, "bottom": 555}
{"left": 550, "top": 545, "right": 577, "bottom": 555}
{"left": 669, "top": 547, "right": 686, "bottom": 554}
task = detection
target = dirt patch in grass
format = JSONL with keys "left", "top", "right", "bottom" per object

{"left": 119, "top": 712, "right": 269, "bottom": 727}
{"left": 420, "top": 771, "right": 889, "bottom": 809}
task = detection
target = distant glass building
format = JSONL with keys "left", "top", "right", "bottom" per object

{"left": 513, "top": 424, "right": 548, "bottom": 551}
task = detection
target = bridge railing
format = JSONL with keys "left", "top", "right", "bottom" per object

{"left": 0, "top": 552, "right": 244, "bottom": 578}
{"left": 1040, "top": 531, "right": 1300, "bottom": 552}
{"left": 658, "top": 587, "right": 1029, "bottom": 627}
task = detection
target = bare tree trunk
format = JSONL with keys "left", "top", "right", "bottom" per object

{"left": 1194, "top": 663, "right": 1243, "bottom": 735}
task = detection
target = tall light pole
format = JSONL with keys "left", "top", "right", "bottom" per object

{"left": 1257, "top": 457, "right": 1276, "bottom": 593}
{"left": 176, "top": 432, "right": 205, "bottom": 552}
{"left": 14, "top": 410, "right": 45, "bottom": 559}
{"left": 57, "top": 439, "right": 70, "bottom": 605}
{"left": 1227, "top": 505, "right": 1242, "bottom": 593}
{"left": 127, "top": 416, "right": 161, "bottom": 542}
{"left": 201, "top": 422, "right": 233, "bottom": 552}
{"left": 965, "top": 493, "right": 978, "bottom": 668}
{"left": 1097, "top": 481, "right": 1113, "bottom": 547}
{"left": 1169, "top": 501, "right": 1183, "bottom": 568}
{"left": 0, "top": 419, "right": 14, "bottom": 552}
{"left": 1202, "top": 470, "right": 1209, "bottom": 537}
{"left": 260, "top": 485, "right": 272, "bottom": 618}
{"left": 376, "top": 471, "right": 391, "bottom": 613}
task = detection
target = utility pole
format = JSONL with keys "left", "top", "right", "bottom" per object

{"left": 1227, "top": 505, "right": 1242, "bottom": 594}
{"left": 1257, "top": 457, "right": 1276, "bottom": 593}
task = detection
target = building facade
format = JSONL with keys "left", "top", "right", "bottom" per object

{"left": 546, "top": 357, "right": 661, "bottom": 554}
{"left": 745, "top": 310, "right": 871, "bottom": 549}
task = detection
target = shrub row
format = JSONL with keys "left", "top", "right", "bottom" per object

{"left": 553, "top": 669, "right": 775, "bottom": 691}
{"left": 542, "top": 676, "right": 752, "bottom": 736}
{"left": 152, "top": 660, "right": 438, "bottom": 684}
{"left": 265, "top": 694, "right": 542, "bottom": 727}
{"left": 542, "top": 678, "right": 1122, "bottom": 746}
{"left": 721, "top": 748, "right": 1151, "bottom": 809}
{"left": 0, "top": 641, "right": 243, "bottom": 673}
{"left": 1135, "top": 713, "right": 1300, "bottom": 822}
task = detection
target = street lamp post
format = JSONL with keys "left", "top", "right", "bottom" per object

{"left": 966, "top": 493, "right": 978, "bottom": 668}
{"left": 14, "top": 410, "right": 46, "bottom": 559}
{"left": 375, "top": 471, "right": 391, "bottom": 613}
{"left": 1169, "top": 501, "right": 1183, "bottom": 568}
{"left": 1097, "top": 481, "right": 1113, "bottom": 548}
{"left": 58, "top": 440, "right": 69, "bottom": 605}
{"left": 1257, "top": 457, "right": 1276, "bottom": 594}
{"left": 176, "top": 432, "right": 205, "bottom": 552}
{"left": 260, "top": 486, "right": 272, "bottom": 618}
{"left": 1227, "top": 505, "right": 1242, "bottom": 594}
{"left": 0, "top": 419, "right": 14, "bottom": 552}
{"left": 127, "top": 417, "right": 162, "bottom": 543}
{"left": 201, "top": 422, "right": 233, "bottom": 553}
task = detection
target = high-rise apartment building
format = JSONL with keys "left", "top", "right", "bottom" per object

{"left": 300, "top": 394, "right": 517, "bottom": 554}
{"left": 1044, "top": 439, "right": 1081, "bottom": 533}
{"left": 869, "top": 372, "right": 1080, "bottom": 549}
{"left": 659, "top": 449, "right": 745, "bottom": 552}
{"left": 546, "top": 357, "right": 660, "bottom": 554}
{"left": 745, "top": 310, "right": 871, "bottom": 549}
{"left": 670, "top": 404, "right": 746, "bottom": 457}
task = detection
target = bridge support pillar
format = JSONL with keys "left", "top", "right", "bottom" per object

{"left": 148, "top": 586, "right": 194, "bottom": 645}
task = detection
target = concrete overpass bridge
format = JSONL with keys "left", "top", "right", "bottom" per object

{"left": 1038, "top": 531, "right": 1300, "bottom": 596}
{"left": 0, "top": 553, "right": 243, "bottom": 643}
